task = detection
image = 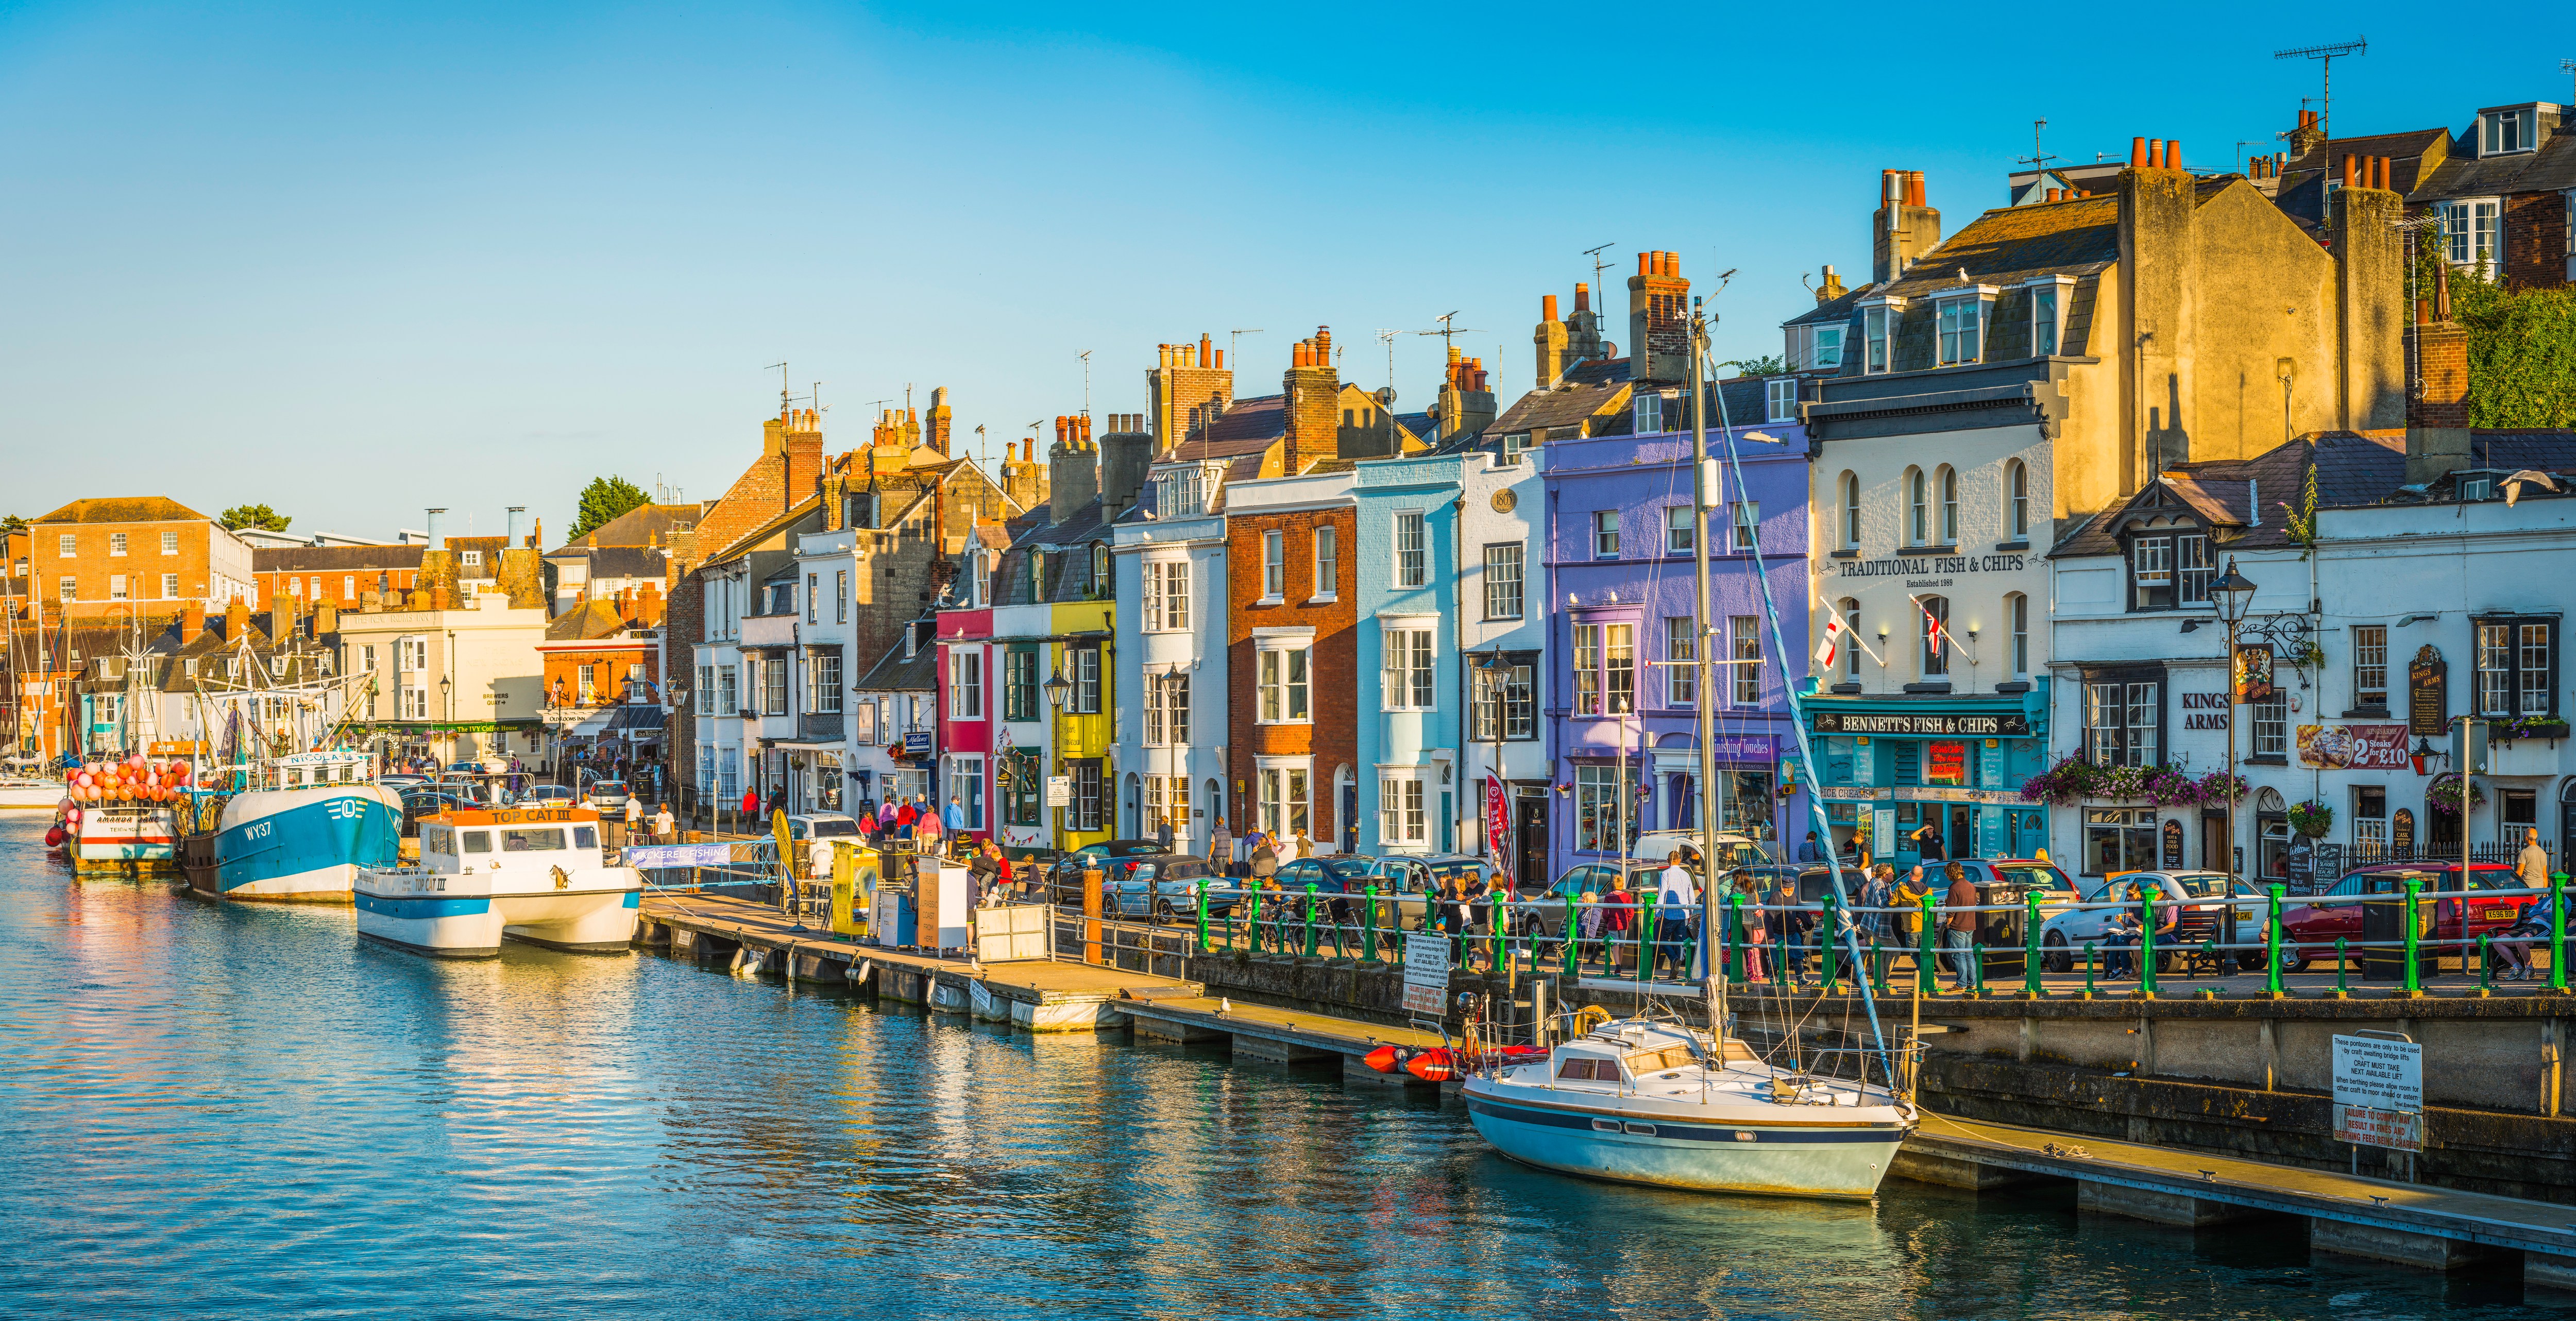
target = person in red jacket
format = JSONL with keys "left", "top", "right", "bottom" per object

{"left": 1601, "top": 874, "right": 1636, "bottom": 974}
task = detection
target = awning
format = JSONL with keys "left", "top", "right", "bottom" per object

{"left": 605, "top": 705, "right": 667, "bottom": 733}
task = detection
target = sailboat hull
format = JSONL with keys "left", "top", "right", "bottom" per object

{"left": 1462, "top": 1090, "right": 1907, "bottom": 1199}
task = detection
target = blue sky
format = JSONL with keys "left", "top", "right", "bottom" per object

{"left": 0, "top": 3, "right": 2547, "bottom": 543}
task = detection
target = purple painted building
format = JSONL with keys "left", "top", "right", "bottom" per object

{"left": 1535, "top": 374, "right": 1814, "bottom": 878}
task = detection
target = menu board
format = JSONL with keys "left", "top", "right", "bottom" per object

{"left": 2408, "top": 646, "right": 2447, "bottom": 736}
{"left": 1924, "top": 741, "right": 1969, "bottom": 786}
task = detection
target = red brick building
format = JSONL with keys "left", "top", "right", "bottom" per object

{"left": 26, "top": 497, "right": 257, "bottom": 617}
{"left": 252, "top": 544, "right": 425, "bottom": 612}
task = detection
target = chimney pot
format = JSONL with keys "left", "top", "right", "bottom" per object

{"left": 1574, "top": 282, "right": 1590, "bottom": 311}
{"left": 2130, "top": 137, "right": 2148, "bottom": 167}
{"left": 2167, "top": 139, "right": 2180, "bottom": 170}
{"left": 1544, "top": 293, "right": 1558, "bottom": 322}
{"left": 2341, "top": 154, "right": 2355, "bottom": 188}
{"left": 1213, "top": 348, "right": 1224, "bottom": 369}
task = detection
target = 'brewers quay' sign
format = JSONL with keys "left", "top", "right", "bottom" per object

{"left": 1810, "top": 711, "right": 2032, "bottom": 737}
{"left": 1835, "top": 553, "right": 2028, "bottom": 579}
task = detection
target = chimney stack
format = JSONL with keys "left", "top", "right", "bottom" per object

{"left": 1816, "top": 264, "right": 1846, "bottom": 302}
{"left": 224, "top": 598, "right": 250, "bottom": 640}
{"left": 1047, "top": 415, "right": 1099, "bottom": 526}
{"left": 2406, "top": 262, "right": 2473, "bottom": 484}
{"left": 1148, "top": 331, "right": 1235, "bottom": 454}
{"left": 1628, "top": 251, "right": 1692, "bottom": 384}
{"left": 182, "top": 599, "right": 208, "bottom": 641}
{"left": 1871, "top": 170, "right": 1942, "bottom": 284}
{"left": 1283, "top": 327, "right": 1339, "bottom": 475}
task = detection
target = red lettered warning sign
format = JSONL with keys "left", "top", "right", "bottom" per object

{"left": 2334, "top": 1104, "right": 2424, "bottom": 1153}
{"left": 1402, "top": 933, "right": 1450, "bottom": 1017}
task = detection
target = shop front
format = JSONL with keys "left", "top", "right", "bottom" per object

{"left": 1804, "top": 689, "right": 2049, "bottom": 869}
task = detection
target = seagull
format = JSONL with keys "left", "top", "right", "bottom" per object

{"left": 1958, "top": 266, "right": 1972, "bottom": 285}
{"left": 1218, "top": 997, "right": 1231, "bottom": 1014}
{"left": 2499, "top": 470, "right": 2560, "bottom": 506}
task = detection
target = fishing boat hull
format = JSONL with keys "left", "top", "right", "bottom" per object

{"left": 1461, "top": 1087, "right": 1909, "bottom": 1199}
{"left": 190, "top": 787, "right": 402, "bottom": 902}
{"left": 354, "top": 872, "right": 642, "bottom": 957}
{"left": 66, "top": 806, "right": 181, "bottom": 876}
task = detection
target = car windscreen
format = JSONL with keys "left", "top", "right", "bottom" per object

{"left": 1427, "top": 861, "right": 1488, "bottom": 887}
{"left": 809, "top": 819, "right": 859, "bottom": 838}
{"left": 1996, "top": 865, "right": 2073, "bottom": 892}
{"left": 2172, "top": 874, "right": 2231, "bottom": 898}
{"left": 1318, "top": 859, "right": 1372, "bottom": 884}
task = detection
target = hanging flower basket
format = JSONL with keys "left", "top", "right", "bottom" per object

{"left": 2019, "top": 754, "right": 2103, "bottom": 805}
{"left": 2195, "top": 771, "right": 2250, "bottom": 804}
{"left": 2286, "top": 800, "right": 2334, "bottom": 837}
{"left": 2021, "top": 757, "right": 2208, "bottom": 807}
{"left": 2427, "top": 773, "right": 2485, "bottom": 816}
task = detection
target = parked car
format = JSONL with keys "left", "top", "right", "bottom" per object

{"left": 1512, "top": 860, "right": 1671, "bottom": 940}
{"left": 517, "top": 784, "right": 575, "bottom": 805}
{"left": 583, "top": 779, "right": 632, "bottom": 811}
{"left": 2279, "top": 861, "right": 2528, "bottom": 972}
{"left": 397, "top": 789, "right": 476, "bottom": 837}
{"left": 1044, "top": 839, "right": 1166, "bottom": 905}
{"left": 1103, "top": 854, "right": 1230, "bottom": 922}
{"left": 2038, "top": 870, "right": 2254, "bottom": 974}
{"left": 377, "top": 774, "right": 428, "bottom": 792}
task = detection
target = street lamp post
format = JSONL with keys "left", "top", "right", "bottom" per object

{"left": 2210, "top": 557, "right": 2258, "bottom": 885}
{"left": 1043, "top": 664, "right": 1071, "bottom": 844}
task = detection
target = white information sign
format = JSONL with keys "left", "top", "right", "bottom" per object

{"left": 1046, "top": 775, "right": 1072, "bottom": 807}
{"left": 2332, "top": 1033, "right": 2424, "bottom": 1153}
{"left": 1402, "top": 932, "right": 1451, "bottom": 1017}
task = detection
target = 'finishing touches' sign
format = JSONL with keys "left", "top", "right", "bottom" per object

{"left": 1810, "top": 712, "right": 2031, "bottom": 737}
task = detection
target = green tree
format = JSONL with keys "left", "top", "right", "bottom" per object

{"left": 570, "top": 476, "right": 651, "bottom": 540}
{"left": 1723, "top": 355, "right": 1786, "bottom": 377}
{"left": 219, "top": 504, "right": 291, "bottom": 532}
{"left": 0, "top": 514, "right": 25, "bottom": 535}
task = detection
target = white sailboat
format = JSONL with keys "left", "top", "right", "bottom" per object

{"left": 1463, "top": 298, "right": 1915, "bottom": 1199}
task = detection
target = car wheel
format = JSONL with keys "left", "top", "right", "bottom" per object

{"left": 1153, "top": 897, "right": 1175, "bottom": 924}
{"left": 2277, "top": 944, "right": 2309, "bottom": 973}
{"left": 2153, "top": 951, "right": 2174, "bottom": 976}
{"left": 2042, "top": 932, "right": 2070, "bottom": 975}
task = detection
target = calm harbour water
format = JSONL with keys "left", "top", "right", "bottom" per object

{"left": 0, "top": 814, "right": 2552, "bottom": 1320}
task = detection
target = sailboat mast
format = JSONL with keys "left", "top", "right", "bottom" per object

{"left": 1688, "top": 301, "right": 1726, "bottom": 1054}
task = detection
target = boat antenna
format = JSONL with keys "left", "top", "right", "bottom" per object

{"left": 1698, "top": 309, "right": 1899, "bottom": 1096}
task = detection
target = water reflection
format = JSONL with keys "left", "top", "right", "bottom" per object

{"left": 0, "top": 815, "right": 2555, "bottom": 1318}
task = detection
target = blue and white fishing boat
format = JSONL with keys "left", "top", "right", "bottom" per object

{"left": 353, "top": 806, "right": 641, "bottom": 957}
{"left": 188, "top": 751, "right": 401, "bottom": 901}
{"left": 1460, "top": 302, "right": 1914, "bottom": 1200}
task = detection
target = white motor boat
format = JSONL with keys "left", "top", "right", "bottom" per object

{"left": 354, "top": 806, "right": 641, "bottom": 957}
{"left": 0, "top": 775, "right": 64, "bottom": 810}
{"left": 1460, "top": 1018, "right": 1913, "bottom": 1200}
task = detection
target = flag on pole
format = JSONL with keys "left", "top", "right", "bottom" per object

{"left": 1921, "top": 601, "right": 1947, "bottom": 656}
{"left": 1814, "top": 615, "right": 1846, "bottom": 669}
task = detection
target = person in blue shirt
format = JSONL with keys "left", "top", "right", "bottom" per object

{"left": 943, "top": 795, "right": 965, "bottom": 832}
{"left": 1797, "top": 831, "right": 1825, "bottom": 862}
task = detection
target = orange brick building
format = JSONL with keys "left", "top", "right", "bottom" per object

{"left": 26, "top": 497, "right": 256, "bottom": 618}
{"left": 252, "top": 544, "right": 426, "bottom": 612}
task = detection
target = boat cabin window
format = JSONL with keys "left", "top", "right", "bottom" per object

{"left": 1556, "top": 1056, "right": 1620, "bottom": 1081}
{"left": 287, "top": 768, "right": 304, "bottom": 787}
{"left": 1627, "top": 1046, "right": 1697, "bottom": 1074}
{"left": 460, "top": 831, "right": 491, "bottom": 854}
{"left": 421, "top": 825, "right": 454, "bottom": 854}
{"left": 573, "top": 825, "right": 598, "bottom": 849}
{"left": 502, "top": 827, "right": 566, "bottom": 852}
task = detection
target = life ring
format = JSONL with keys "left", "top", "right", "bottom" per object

{"left": 1570, "top": 1004, "right": 1613, "bottom": 1038}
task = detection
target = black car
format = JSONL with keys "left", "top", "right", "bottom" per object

{"left": 397, "top": 789, "right": 476, "bottom": 838}
{"left": 1045, "top": 839, "right": 1171, "bottom": 905}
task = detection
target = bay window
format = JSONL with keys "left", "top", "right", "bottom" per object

{"left": 1382, "top": 629, "right": 1434, "bottom": 710}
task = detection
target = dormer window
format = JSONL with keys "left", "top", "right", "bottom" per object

{"left": 2482, "top": 107, "right": 2535, "bottom": 156}
{"left": 1764, "top": 378, "right": 1799, "bottom": 424}
{"left": 2025, "top": 276, "right": 2073, "bottom": 358}
{"left": 1861, "top": 304, "right": 1891, "bottom": 374}
{"left": 2126, "top": 527, "right": 2212, "bottom": 611}
{"left": 1812, "top": 325, "right": 1843, "bottom": 369}
{"left": 1633, "top": 393, "right": 1664, "bottom": 435}
{"left": 2459, "top": 471, "right": 2497, "bottom": 501}
{"left": 1936, "top": 292, "right": 1993, "bottom": 366}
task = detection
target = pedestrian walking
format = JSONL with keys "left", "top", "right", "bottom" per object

{"left": 1602, "top": 875, "right": 1635, "bottom": 974}
{"left": 1797, "top": 831, "right": 1824, "bottom": 862}
{"left": 1856, "top": 863, "right": 1897, "bottom": 984}
{"left": 1658, "top": 849, "right": 1700, "bottom": 975}
{"left": 1891, "top": 865, "right": 1931, "bottom": 980}
{"left": 944, "top": 795, "right": 965, "bottom": 833}
{"left": 1941, "top": 862, "right": 1979, "bottom": 991}
{"left": 1293, "top": 828, "right": 1314, "bottom": 859}
{"left": 653, "top": 802, "right": 675, "bottom": 844}
{"left": 1155, "top": 812, "right": 1175, "bottom": 852}
{"left": 1210, "top": 819, "right": 1233, "bottom": 872}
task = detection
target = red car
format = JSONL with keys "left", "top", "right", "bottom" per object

{"left": 2278, "top": 861, "right": 2532, "bottom": 972}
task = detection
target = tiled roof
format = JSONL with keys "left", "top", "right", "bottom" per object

{"left": 2409, "top": 126, "right": 2576, "bottom": 203}
{"left": 1488, "top": 370, "right": 1631, "bottom": 439}
{"left": 1784, "top": 281, "right": 1878, "bottom": 328}
{"left": 555, "top": 502, "right": 697, "bottom": 552}
{"left": 33, "top": 497, "right": 210, "bottom": 525}
{"left": 1874, "top": 194, "right": 2124, "bottom": 302}
{"left": 2051, "top": 433, "right": 2404, "bottom": 558}
{"left": 252, "top": 544, "right": 426, "bottom": 572}
{"left": 855, "top": 637, "right": 939, "bottom": 691}
{"left": 545, "top": 599, "right": 632, "bottom": 642}
{"left": 581, "top": 546, "right": 669, "bottom": 579}
{"left": 1176, "top": 394, "right": 1286, "bottom": 456}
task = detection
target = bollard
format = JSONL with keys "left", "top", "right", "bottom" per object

{"left": 1196, "top": 880, "right": 1210, "bottom": 953}
{"left": 1916, "top": 894, "right": 1936, "bottom": 995}
{"left": 1970, "top": 942, "right": 1984, "bottom": 995}
{"left": 2082, "top": 942, "right": 2097, "bottom": 997}
{"left": 1639, "top": 893, "right": 1659, "bottom": 986}
{"left": 2403, "top": 878, "right": 2422, "bottom": 995}
{"left": 1563, "top": 895, "right": 1580, "bottom": 976}
{"left": 2139, "top": 892, "right": 2159, "bottom": 996}
{"left": 2335, "top": 938, "right": 2350, "bottom": 994}
{"left": 1250, "top": 889, "right": 1265, "bottom": 954}
{"left": 2023, "top": 892, "right": 2045, "bottom": 996}
{"left": 1225, "top": 905, "right": 1238, "bottom": 952}
{"left": 1869, "top": 935, "right": 1887, "bottom": 994}
{"left": 1363, "top": 886, "right": 1380, "bottom": 961}
{"left": 2479, "top": 932, "right": 2494, "bottom": 991}
{"left": 1821, "top": 892, "right": 1841, "bottom": 989}
{"left": 1303, "top": 883, "right": 1319, "bottom": 958}
{"left": 2554, "top": 879, "right": 2570, "bottom": 993}
{"left": 2266, "top": 884, "right": 2285, "bottom": 996}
